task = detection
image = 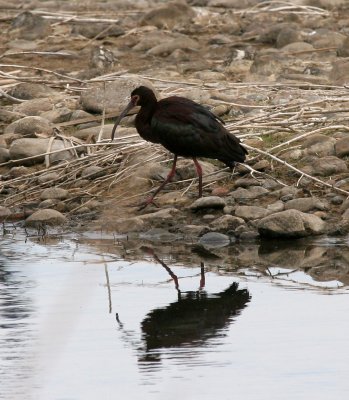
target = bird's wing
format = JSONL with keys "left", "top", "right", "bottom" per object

{"left": 152, "top": 97, "right": 246, "bottom": 163}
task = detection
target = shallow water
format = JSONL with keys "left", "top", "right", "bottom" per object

{"left": 1, "top": 232, "right": 349, "bottom": 400}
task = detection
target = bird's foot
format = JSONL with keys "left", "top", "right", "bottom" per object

{"left": 137, "top": 197, "right": 159, "bottom": 211}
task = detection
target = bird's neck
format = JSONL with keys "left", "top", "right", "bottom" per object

{"left": 135, "top": 102, "right": 157, "bottom": 142}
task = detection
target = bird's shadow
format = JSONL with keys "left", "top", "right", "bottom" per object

{"left": 115, "top": 249, "right": 251, "bottom": 367}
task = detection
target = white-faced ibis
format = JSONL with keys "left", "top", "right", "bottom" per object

{"left": 112, "top": 86, "right": 247, "bottom": 208}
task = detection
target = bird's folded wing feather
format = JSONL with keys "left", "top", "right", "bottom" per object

{"left": 151, "top": 97, "right": 246, "bottom": 162}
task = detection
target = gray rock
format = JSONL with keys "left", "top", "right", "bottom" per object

{"left": 0, "top": 109, "right": 24, "bottom": 124}
{"left": 284, "top": 197, "right": 327, "bottom": 213}
{"left": 147, "top": 37, "right": 199, "bottom": 56}
{"left": 230, "top": 186, "right": 269, "bottom": 200}
{"left": 199, "top": 232, "right": 230, "bottom": 248}
{"left": 139, "top": 208, "right": 181, "bottom": 226}
{"left": 37, "top": 172, "right": 59, "bottom": 184}
{"left": 40, "top": 108, "right": 72, "bottom": 123}
{"left": 250, "top": 49, "right": 287, "bottom": 75}
{"left": 223, "top": 205, "right": 235, "bottom": 215}
{"left": 0, "top": 206, "right": 11, "bottom": 220}
{"left": 80, "top": 77, "right": 156, "bottom": 114}
{"left": 176, "top": 159, "right": 218, "bottom": 180}
{"left": 85, "top": 200, "right": 102, "bottom": 211}
{"left": 282, "top": 148, "right": 304, "bottom": 162}
{"left": 276, "top": 27, "right": 303, "bottom": 48}
{"left": 340, "top": 198, "right": 349, "bottom": 212}
{"left": 140, "top": 1, "right": 195, "bottom": 29}
{"left": 259, "top": 22, "right": 299, "bottom": 45}
{"left": 10, "top": 11, "right": 52, "bottom": 40}
{"left": 105, "top": 216, "right": 144, "bottom": 233}
{"left": 74, "top": 206, "right": 90, "bottom": 215}
{"left": 0, "top": 147, "right": 10, "bottom": 163}
{"left": 210, "top": 215, "right": 245, "bottom": 231}
{"left": 251, "top": 160, "right": 270, "bottom": 171}
{"left": 281, "top": 42, "right": 315, "bottom": 55}
{"left": 334, "top": 177, "right": 349, "bottom": 191}
{"left": 39, "top": 199, "right": 58, "bottom": 209}
{"left": 5, "top": 116, "right": 53, "bottom": 137}
{"left": 337, "top": 36, "right": 349, "bottom": 57}
{"left": 73, "top": 124, "right": 127, "bottom": 141}
{"left": 277, "top": 185, "right": 300, "bottom": 199}
{"left": 329, "top": 59, "right": 349, "bottom": 85}
{"left": 342, "top": 209, "right": 349, "bottom": 220}
{"left": 69, "top": 110, "right": 93, "bottom": 122}
{"left": 309, "top": 29, "right": 346, "bottom": 50}
{"left": 8, "top": 166, "right": 29, "bottom": 177}
{"left": 71, "top": 179, "right": 90, "bottom": 189}
{"left": 311, "top": 156, "right": 347, "bottom": 176}
{"left": 9, "top": 83, "right": 59, "bottom": 100}
{"left": 195, "top": 71, "right": 227, "bottom": 83}
{"left": 133, "top": 31, "right": 174, "bottom": 52}
{"left": 263, "top": 179, "right": 282, "bottom": 191}
{"left": 40, "top": 187, "right": 69, "bottom": 201}
{"left": 331, "top": 195, "right": 344, "bottom": 205}
{"left": 190, "top": 196, "right": 226, "bottom": 210}
{"left": 234, "top": 177, "right": 262, "bottom": 188}
{"left": 7, "top": 39, "right": 38, "bottom": 51}
{"left": 81, "top": 166, "right": 104, "bottom": 179}
{"left": 302, "top": 134, "right": 336, "bottom": 157}
{"left": 180, "top": 224, "right": 209, "bottom": 236}
{"left": 9, "top": 138, "right": 74, "bottom": 165}
{"left": 267, "top": 200, "right": 285, "bottom": 213}
{"left": 235, "top": 205, "right": 269, "bottom": 220}
{"left": 25, "top": 209, "right": 67, "bottom": 227}
{"left": 258, "top": 209, "right": 325, "bottom": 238}
{"left": 202, "top": 214, "right": 216, "bottom": 222}
{"left": 13, "top": 98, "right": 53, "bottom": 116}
{"left": 335, "top": 136, "right": 349, "bottom": 158}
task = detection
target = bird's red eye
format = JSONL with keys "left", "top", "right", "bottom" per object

{"left": 131, "top": 95, "right": 140, "bottom": 106}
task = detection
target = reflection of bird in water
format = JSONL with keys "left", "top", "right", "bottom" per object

{"left": 140, "top": 282, "right": 250, "bottom": 362}
{"left": 115, "top": 250, "right": 250, "bottom": 366}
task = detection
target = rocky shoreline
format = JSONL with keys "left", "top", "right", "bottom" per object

{"left": 1, "top": 0, "right": 349, "bottom": 241}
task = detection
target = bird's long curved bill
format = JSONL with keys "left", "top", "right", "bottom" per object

{"left": 111, "top": 101, "right": 135, "bottom": 140}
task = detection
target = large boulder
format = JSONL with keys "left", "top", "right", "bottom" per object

{"left": 9, "top": 83, "right": 60, "bottom": 100}
{"left": 302, "top": 134, "right": 336, "bottom": 157}
{"left": 80, "top": 77, "right": 156, "bottom": 114}
{"left": 5, "top": 116, "right": 53, "bottom": 137}
{"left": 258, "top": 209, "right": 325, "bottom": 238}
{"left": 311, "top": 156, "right": 347, "bottom": 176}
{"left": 284, "top": 197, "right": 327, "bottom": 213}
{"left": 9, "top": 138, "right": 74, "bottom": 165}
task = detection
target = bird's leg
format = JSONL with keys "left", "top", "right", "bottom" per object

{"left": 138, "top": 155, "right": 178, "bottom": 210}
{"left": 199, "top": 262, "right": 205, "bottom": 290}
{"left": 192, "top": 157, "right": 203, "bottom": 197}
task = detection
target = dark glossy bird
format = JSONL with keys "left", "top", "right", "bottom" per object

{"left": 112, "top": 86, "right": 247, "bottom": 208}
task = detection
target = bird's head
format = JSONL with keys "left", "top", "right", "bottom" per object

{"left": 111, "top": 86, "right": 156, "bottom": 140}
